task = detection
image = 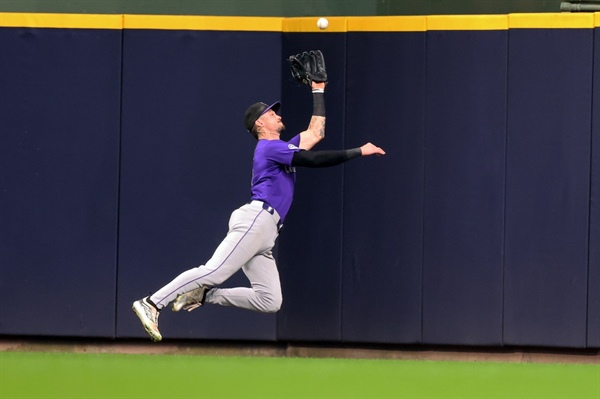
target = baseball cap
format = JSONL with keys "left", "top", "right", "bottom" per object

{"left": 244, "top": 101, "right": 281, "bottom": 132}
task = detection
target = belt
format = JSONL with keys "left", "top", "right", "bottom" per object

{"left": 250, "top": 201, "right": 284, "bottom": 232}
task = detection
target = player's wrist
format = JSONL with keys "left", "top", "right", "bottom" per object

{"left": 312, "top": 92, "right": 325, "bottom": 116}
{"left": 347, "top": 147, "right": 362, "bottom": 159}
{"left": 311, "top": 81, "right": 326, "bottom": 91}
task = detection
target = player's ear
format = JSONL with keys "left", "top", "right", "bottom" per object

{"left": 253, "top": 123, "right": 261, "bottom": 137}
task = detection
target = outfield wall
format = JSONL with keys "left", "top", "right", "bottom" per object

{"left": 0, "top": 13, "right": 598, "bottom": 349}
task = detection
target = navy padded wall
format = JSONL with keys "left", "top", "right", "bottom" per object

{"left": 116, "top": 30, "right": 282, "bottom": 340}
{"left": 588, "top": 26, "right": 600, "bottom": 349}
{"left": 504, "top": 28, "right": 593, "bottom": 347}
{"left": 422, "top": 30, "right": 507, "bottom": 346}
{"left": 0, "top": 28, "right": 121, "bottom": 337}
{"left": 277, "top": 33, "right": 347, "bottom": 341}
{"left": 341, "top": 32, "right": 426, "bottom": 344}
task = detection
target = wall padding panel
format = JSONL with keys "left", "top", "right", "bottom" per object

{"left": 116, "top": 29, "right": 282, "bottom": 340}
{"left": 422, "top": 29, "right": 507, "bottom": 346}
{"left": 504, "top": 27, "right": 593, "bottom": 347}
{"left": 277, "top": 33, "right": 348, "bottom": 341}
{"left": 588, "top": 25, "right": 600, "bottom": 349}
{"left": 341, "top": 31, "right": 426, "bottom": 344}
{"left": 0, "top": 27, "right": 121, "bottom": 337}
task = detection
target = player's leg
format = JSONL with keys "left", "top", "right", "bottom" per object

{"left": 205, "top": 249, "right": 282, "bottom": 312}
{"left": 147, "top": 229, "right": 252, "bottom": 309}
{"left": 147, "top": 204, "right": 278, "bottom": 310}
{"left": 132, "top": 202, "right": 278, "bottom": 340}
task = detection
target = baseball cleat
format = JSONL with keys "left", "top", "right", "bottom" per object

{"left": 171, "top": 285, "right": 209, "bottom": 312}
{"left": 132, "top": 297, "right": 162, "bottom": 342}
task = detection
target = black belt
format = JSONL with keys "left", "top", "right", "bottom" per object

{"left": 252, "top": 201, "right": 284, "bottom": 232}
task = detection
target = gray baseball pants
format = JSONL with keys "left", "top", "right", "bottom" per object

{"left": 149, "top": 200, "right": 283, "bottom": 313}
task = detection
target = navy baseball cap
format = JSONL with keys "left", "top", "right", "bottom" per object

{"left": 244, "top": 101, "right": 281, "bottom": 132}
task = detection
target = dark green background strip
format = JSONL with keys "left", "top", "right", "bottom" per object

{"left": 0, "top": 0, "right": 560, "bottom": 16}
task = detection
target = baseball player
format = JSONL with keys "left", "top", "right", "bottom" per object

{"left": 133, "top": 51, "right": 385, "bottom": 341}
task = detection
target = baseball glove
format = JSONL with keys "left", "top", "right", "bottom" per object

{"left": 287, "top": 50, "right": 327, "bottom": 86}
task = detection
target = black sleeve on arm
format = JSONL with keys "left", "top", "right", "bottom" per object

{"left": 291, "top": 148, "right": 362, "bottom": 168}
{"left": 312, "top": 92, "right": 325, "bottom": 117}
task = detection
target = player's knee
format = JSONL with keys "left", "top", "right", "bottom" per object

{"left": 256, "top": 291, "right": 282, "bottom": 313}
{"left": 268, "top": 294, "right": 282, "bottom": 313}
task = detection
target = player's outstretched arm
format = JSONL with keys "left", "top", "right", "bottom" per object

{"left": 299, "top": 81, "right": 326, "bottom": 151}
{"left": 291, "top": 142, "right": 385, "bottom": 168}
{"left": 359, "top": 142, "right": 386, "bottom": 156}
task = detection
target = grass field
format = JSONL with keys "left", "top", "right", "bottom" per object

{"left": 1, "top": 351, "right": 599, "bottom": 398}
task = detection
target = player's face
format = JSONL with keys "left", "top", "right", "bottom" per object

{"left": 258, "top": 110, "right": 285, "bottom": 135}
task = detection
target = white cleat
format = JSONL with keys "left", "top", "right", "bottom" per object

{"left": 132, "top": 297, "right": 162, "bottom": 342}
{"left": 172, "top": 286, "right": 209, "bottom": 312}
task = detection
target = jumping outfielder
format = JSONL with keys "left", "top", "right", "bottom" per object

{"left": 133, "top": 50, "right": 386, "bottom": 341}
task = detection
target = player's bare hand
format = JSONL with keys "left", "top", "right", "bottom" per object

{"left": 360, "top": 142, "right": 386, "bottom": 156}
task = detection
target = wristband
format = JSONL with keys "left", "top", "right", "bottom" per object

{"left": 312, "top": 88, "right": 325, "bottom": 94}
{"left": 312, "top": 92, "right": 325, "bottom": 117}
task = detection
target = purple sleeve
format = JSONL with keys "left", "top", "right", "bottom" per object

{"left": 289, "top": 134, "right": 301, "bottom": 147}
{"left": 264, "top": 136, "right": 301, "bottom": 166}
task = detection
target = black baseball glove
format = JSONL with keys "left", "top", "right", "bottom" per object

{"left": 287, "top": 50, "right": 327, "bottom": 86}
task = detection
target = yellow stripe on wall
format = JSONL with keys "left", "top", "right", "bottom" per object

{"left": 123, "top": 15, "right": 282, "bottom": 31}
{"left": 283, "top": 17, "right": 346, "bottom": 33}
{"left": 1, "top": 12, "right": 599, "bottom": 31}
{"left": 427, "top": 15, "right": 508, "bottom": 31}
{"left": 347, "top": 16, "right": 426, "bottom": 32}
{"left": 0, "top": 12, "right": 122, "bottom": 29}
{"left": 509, "top": 13, "right": 594, "bottom": 28}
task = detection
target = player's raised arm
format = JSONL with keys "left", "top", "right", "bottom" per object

{"left": 299, "top": 81, "right": 326, "bottom": 150}
{"left": 287, "top": 50, "right": 327, "bottom": 150}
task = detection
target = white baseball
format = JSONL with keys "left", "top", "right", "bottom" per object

{"left": 317, "top": 17, "right": 329, "bottom": 30}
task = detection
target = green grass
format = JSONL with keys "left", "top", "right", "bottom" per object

{"left": 1, "top": 351, "right": 598, "bottom": 398}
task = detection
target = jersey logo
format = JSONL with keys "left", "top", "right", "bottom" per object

{"left": 288, "top": 144, "right": 299, "bottom": 150}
